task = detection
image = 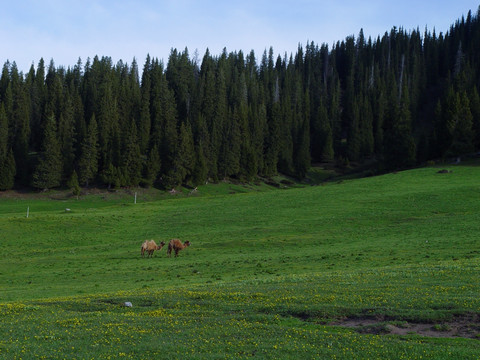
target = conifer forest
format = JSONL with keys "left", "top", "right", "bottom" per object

{"left": 1, "top": 8, "right": 480, "bottom": 190}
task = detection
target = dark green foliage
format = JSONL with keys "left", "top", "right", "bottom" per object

{"left": 469, "top": 87, "right": 480, "bottom": 148}
{"left": 0, "top": 104, "right": 15, "bottom": 190}
{"left": 67, "top": 170, "right": 81, "bottom": 197}
{"left": 447, "top": 91, "right": 475, "bottom": 157}
{"left": 294, "top": 116, "right": 311, "bottom": 178}
{"left": 383, "top": 82, "right": 417, "bottom": 170}
{"left": 1, "top": 7, "right": 480, "bottom": 189}
{"left": 9, "top": 63, "right": 31, "bottom": 186}
{"left": 99, "top": 163, "right": 119, "bottom": 189}
{"left": 58, "top": 97, "right": 77, "bottom": 180}
{"left": 311, "top": 100, "right": 333, "bottom": 162}
{"left": 192, "top": 142, "right": 208, "bottom": 186}
{"left": 0, "top": 104, "right": 9, "bottom": 161}
{"left": 176, "top": 121, "right": 195, "bottom": 184}
{"left": 78, "top": 115, "right": 98, "bottom": 187}
{"left": 0, "top": 149, "right": 16, "bottom": 190}
{"left": 122, "top": 120, "right": 143, "bottom": 186}
{"left": 32, "top": 115, "right": 62, "bottom": 189}
{"left": 144, "top": 144, "right": 161, "bottom": 187}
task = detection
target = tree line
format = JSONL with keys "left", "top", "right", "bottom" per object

{"left": 1, "top": 7, "right": 480, "bottom": 190}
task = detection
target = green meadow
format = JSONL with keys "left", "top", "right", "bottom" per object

{"left": 0, "top": 164, "right": 479, "bottom": 359}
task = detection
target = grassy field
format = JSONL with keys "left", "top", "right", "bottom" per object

{"left": 0, "top": 164, "right": 479, "bottom": 359}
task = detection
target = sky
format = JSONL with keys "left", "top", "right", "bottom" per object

{"left": 1, "top": 0, "right": 479, "bottom": 72}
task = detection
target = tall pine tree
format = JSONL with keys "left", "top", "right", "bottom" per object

{"left": 78, "top": 115, "right": 99, "bottom": 187}
{"left": 32, "top": 114, "right": 62, "bottom": 189}
{"left": 0, "top": 104, "right": 15, "bottom": 190}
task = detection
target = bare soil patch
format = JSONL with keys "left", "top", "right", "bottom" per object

{"left": 330, "top": 314, "right": 480, "bottom": 339}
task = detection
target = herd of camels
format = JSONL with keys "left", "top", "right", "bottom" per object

{"left": 141, "top": 239, "right": 191, "bottom": 258}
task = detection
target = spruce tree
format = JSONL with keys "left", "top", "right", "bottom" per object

{"left": 0, "top": 62, "right": 10, "bottom": 102}
{"left": 192, "top": 142, "right": 208, "bottom": 186}
{"left": 0, "top": 104, "right": 8, "bottom": 162}
{"left": 58, "top": 96, "right": 76, "bottom": 181}
{"left": 372, "top": 78, "right": 386, "bottom": 155}
{"left": 2, "top": 83, "right": 13, "bottom": 132}
{"left": 448, "top": 91, "right": 474, "bottom": 157}
{"left": 321, "top": 121, "right": 335, "bottom": 163}
{"left": 138, "top": 76, "right": 151, "bottom": 154}
{"left": 444, "top": 87, "right": 460, "bottom": 145}
{"left": 311, "top": 100, "right": 324, "bottom": 162}
{"left": 176, "top": 121, "right": 195, "bottom": 184}
{"left": 210, "top": 67, "right": 228, "bottom": 179}
{"left": 0, "top": 149, "right": 16, "bottom": 190}
{"left": 73, "top": 92, "right": 86, "bottom": 160}
{"left": 78, "top": 115, "right": 99, "bottom": 187}
{"left": 432, "top": 100, "right": 445, "bottom": 158}
{"left": 159, "top": 82, "right": 180, "bottom": 188}
{"left": 347, "top": 97, "right": 361, "bottom": 162}
{"left": 199, "top": 50, "right": 217, "bottom": 150}
{"left": 100, "top": 163, "right": 118, "bottom": 189}
{"left": 328, "top": 76, "right": 342, "bottom": 159}
{"left": 359, "top": 94, "right": 374, "bottom": 158}
{"left": 294, "top": 116, "right": 311, "bottom": 178}
{"left": 67, "top": 170, "right": 81, "bottom": 197}
{"left": 251, "top": 102, "right": 267, "bottom": 174}
{"left": 122, "top": 120, "right": 143, "bottom": 186}
{"left": 44, "top": 60, "right": 63, "bottom": 122}
{"left": 383, "top": 82, "right": 416, "bottom": 169}
{"left": 218, "top": 108, "right": 241, "bottom": 178}
{"left": 10, "top": 64, "right": 31, "bottom": 186}
{"left": 191, "top": 114, "right": 209, "bottom": 185}
{"left": 264, "top": 101, "right": 281, "bottom": 176}
{"left": 469, "top": 87, "right": 480, "bottom": 148}
{"left": 314, "top": 101, "right": 334, "bottom": 162}
{"left": 166, "top": 48, "right": 194, "bottom": 123}
{"left": 97, "top": 82, "right": 120, "bottom": 175}
{"left": 144, "top": 144, "right": 161, "bottom": 187}
{"left": 277, "top": 63, "right": 295, "bottom": 176}
{"left": 29, "top": 58, "right": 46, "bottom": 151}
{"left": 0, "top": 105, "right": 15, "bottom": 190}
{"left": 32, "top": 114, "right": 62, "bottom": 189}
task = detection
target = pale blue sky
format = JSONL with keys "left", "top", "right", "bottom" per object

{"left": 1, "top": 1, "right": 479, "bottom": 72}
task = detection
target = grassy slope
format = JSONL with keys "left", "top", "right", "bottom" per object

{"left": 0, "top": 164, "right": 479, "bottom": 359}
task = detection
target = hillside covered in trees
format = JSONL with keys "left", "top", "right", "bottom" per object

{"left": 1, "top": 8, "right": 480, "bottom": 190}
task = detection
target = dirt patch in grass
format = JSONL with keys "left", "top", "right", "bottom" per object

{"left": 330, "top": 314, "right": 480, "bottom": 339}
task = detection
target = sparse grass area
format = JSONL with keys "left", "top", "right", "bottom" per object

{"left": 0, "top": 163, "right": 479, "bottom": 358}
